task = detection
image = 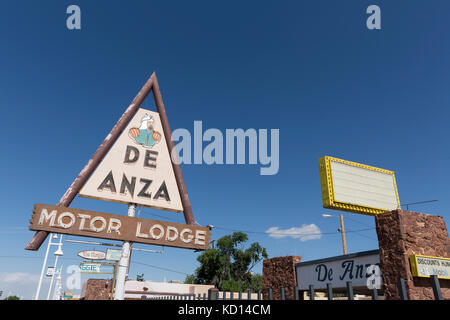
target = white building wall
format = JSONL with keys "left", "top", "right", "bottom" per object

{"left": 124, "top": 280, "right": 214, "bottom": 300}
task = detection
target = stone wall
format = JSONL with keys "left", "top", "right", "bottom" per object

{"left": 375, "top": 209, "right": 450, "bottom": 300}
{"left": 262, "top": 256, "right": 301, "bottom": 300}
{"left": 82, "top": 279, "right": 113, "bottom": 300}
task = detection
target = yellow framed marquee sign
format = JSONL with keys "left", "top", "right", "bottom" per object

{"left": 319, "top": 156, "right": 400, "bottom": 216}
{"left": 409, "top": 255, "right": 450, "bottom": 279}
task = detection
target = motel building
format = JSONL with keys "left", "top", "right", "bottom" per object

{"left": 123, "top": 281, "right": 214, "bottom": 300}
{"left": 80, "top": 279, "right": 214, "bottom": 300}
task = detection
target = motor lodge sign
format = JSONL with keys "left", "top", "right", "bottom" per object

{"left": 79, "top": 108, "right": 183, "bottom": 212}
{"left": 30, "top": 204, "right": 210, "bottom": 250}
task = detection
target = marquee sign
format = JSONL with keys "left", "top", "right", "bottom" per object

{"left": 409, "top": 255, "right": 450, "bottom": 279}
{"left": 319, "top": 156, "right": 400, "bottom": 216}
{"left": 79, "top": 108, "right": 183, "bottom": 212}
{"left": 29, "top": 204, "right": 210, "bottom": 251}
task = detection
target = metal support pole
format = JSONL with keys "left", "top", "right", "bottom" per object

{"left": 52, "top": 266, "right": 63, "bottom": 300}
{"left": 327, "top": 283, "right": 333, "bottom": 300}
{"left": 309, "top": 285, "right": 315, "bottom": 300}
{"left": 126, "top": 242, "right": 133, "bottom": 277}
{"left": 114, "top": 204, "right": 136, "bottom": 300}
{"left": 46, "top": 254, "right": 60, "bottom": 300}
{"left": 430, "top": 275, "right": 443, "bottom": 300}
{"left": 247, "top": 289, "right": 251, "bottom": 300}
{"left": 47, "top": 234, "right": 63, "bottom": 300}
{"left": 294, "top": 286, "right": 299, "bottom": 300}
{"left": 280, "top": 287, "right": 285, "bottom": 300}
{"left": 372, "top": 287, "right": 378, "bottom": 300}
{"left": 110, "top": 261, "right": 118, "bottom": 300}
{"left": 346, "top": 281, "right": 354, "bottom": 300}
{"left": 397, "top": 277, "right": 408, "bottom": 300}
{"left": 339, "top": 214, "right": 347, "bottom": 255}
{"left": 268, "top": 288, "right": 272, "bottom": 300}
{"left": 34, "top": 233, "right": 53, "bottom": 300}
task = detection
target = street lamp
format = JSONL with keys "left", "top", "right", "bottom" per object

{"left": 35, "top": 234, "right": 64, "bottom": 300}
{"left": 322, "top": 213, "right": 347, "bottom": 255}
{"left": 54, "top": 244, "right": 64, "bottom": 256}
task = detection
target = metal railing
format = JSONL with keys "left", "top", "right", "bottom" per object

{"left": 141, "top": 276, "right": 445, "bottom": 300}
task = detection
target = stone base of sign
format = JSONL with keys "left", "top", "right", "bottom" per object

{"left": 82, "top": 279, "right": 113, "bottom": 300}
{"left": 262, "top": 256, "right": 301, "bottom": 300}
{"left": 208, "top": 287, "right": 219, "bottom": 300}
{"left": 375, "top": 209, "right": 450, "bottom": 300}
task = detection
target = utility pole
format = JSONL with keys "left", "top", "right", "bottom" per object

{"left": 114, "top": 204, "right": 136, "bottom": 300}
{"left": 322, "top": 214, "right": 348, "bottom": 255}
{"left": 339, "top": 214, "right": 347, "bottom": 255}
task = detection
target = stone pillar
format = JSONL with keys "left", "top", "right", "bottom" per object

{"left": 208, "top": 287, "right": 219, "bottom": 300}
{"left": 375, "top": 209, "right": 450, "bottom": 300}
{"left": 262, "top": 256, "right": 301, "bottom": 300}
{"left": 83, "top": 279, "right": 113, "bottom": 300}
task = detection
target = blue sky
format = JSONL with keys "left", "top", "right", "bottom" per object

{"left": 0, "top": 1, "right": 449, "bottom": 299}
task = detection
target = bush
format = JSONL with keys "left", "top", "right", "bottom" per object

{"left": 221, "top": 279, "right": 243, "bottom": 292}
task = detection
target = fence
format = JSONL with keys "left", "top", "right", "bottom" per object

{"left": 141, "top": 275, "right": 445, "bottom": 300}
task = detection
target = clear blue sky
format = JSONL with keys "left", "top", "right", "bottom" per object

{"left": 0, "top": 1, "right": 449, "bottom": 299}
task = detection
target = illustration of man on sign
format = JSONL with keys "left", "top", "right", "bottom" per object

{"left": 129, "top": 114, "right": 162, "bottom": 148}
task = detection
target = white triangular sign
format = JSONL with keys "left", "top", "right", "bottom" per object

{"left": 79, "top": 108, "right": 183, "bottom": 212}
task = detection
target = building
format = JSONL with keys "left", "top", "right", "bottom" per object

{"left": 124, "top": 280, "right": 214, "bottom": 300}
{"left": 80, "top": 279, "right": 215, "bottom": 300}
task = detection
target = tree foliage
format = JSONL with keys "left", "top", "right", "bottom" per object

{"left": 184, "top": 232, "right": 268, "bottom": 291}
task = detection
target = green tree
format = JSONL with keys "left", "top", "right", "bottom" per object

{"left": 247, "top": 274, "right": 263, "bottom": 292}
{"left": 220, "top": 279, "right": 243, "bottom": 292}
{"left": 184, "top": 274, "right": 196, "bottom": 284}
{"left": 189, "top": 232, "right": 268, "bottom": 291}
{"left": 4, "top": 295, "right": 20, "bottom": 300}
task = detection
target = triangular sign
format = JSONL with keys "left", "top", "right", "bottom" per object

{"left": 26, "top": 73, "right": 195, "bottom": 251}
{"left": 79, "top": 108, "right": 183, "bottom": 212}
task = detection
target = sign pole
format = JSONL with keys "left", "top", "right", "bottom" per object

{"left": 34, "top": 233, "right": 53, "bottom": 300}
{"left": 114, "top": 204, "right": 136, "bottom": 300}
{"left": 46, "top": 254, "right": 59, "bottom": 300}
{"left": 111, "top": 261, "right": 118, "bottom": 300}
{"left": 46, "top": 234, "right": 63, "bottom": 300}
